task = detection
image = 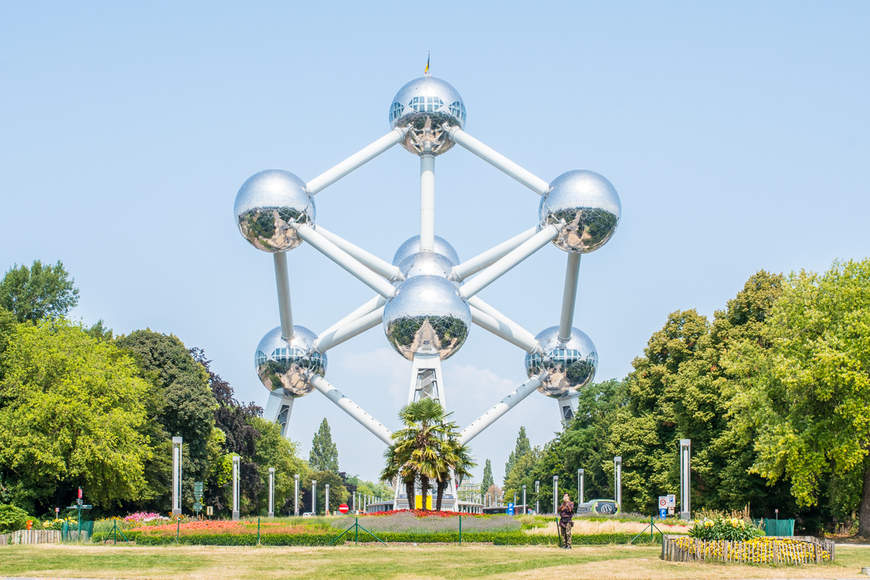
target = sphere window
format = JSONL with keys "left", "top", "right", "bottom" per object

{"left": 389, "top": 102, "right": 404, "bottom": 122}
{"left": 410, "top": 96, "right": 444, "bottom": 113}
{"left": 448, "top": 101, "right": 466, "bottom": 122}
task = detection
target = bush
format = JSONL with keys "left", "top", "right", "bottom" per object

{"left": 689, "top": 516, "right": 764, "bottom": 541}
{"left": 0, "top": 504, "right": 30, "bottom": 533}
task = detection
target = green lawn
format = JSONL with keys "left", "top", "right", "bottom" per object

{"left": 0, "top": 544, "right": 868, "bottom": 580}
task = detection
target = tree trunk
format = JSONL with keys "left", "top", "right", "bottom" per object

{"left": 405, "top": 479, "right": 416, "bottom": 512}
{"left": 420, "top": 475, "right": 430, "bottom": 511}
{"left": 436, "top": 480, "right": 446, "bottom": 511}
{"left": 859, "top": 464, "right": 870, "bottom": 538}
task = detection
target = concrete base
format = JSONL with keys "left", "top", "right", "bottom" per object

{"left": 680, "top": 511, "right": 691, "bottom": 520}
{"left": 268, "top": 511, "right": 274, "bottom": 517}
{"left": 172, "top": 509, "right": 181, "bottom": 517}
{"left": 232, "top": 510, "right": 240, "bottom": 521}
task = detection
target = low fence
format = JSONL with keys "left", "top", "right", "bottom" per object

{"left": 0, "top": 530, "right": 62, "bottom": 546}
{"left": 661, "top": 534, "right": 834, "bottom": 564}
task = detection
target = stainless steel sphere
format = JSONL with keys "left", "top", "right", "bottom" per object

{"left": 389, "top": 76, "right": 466, "bottom": 155}
{"left": 392, "top": 235, "right": 460, "bottom": 266}
{"left": 525, "top": 326, "right": 598, "bottom": 398}
{"left": 398, "top": 251, "right": 458, "bottom": 282}
{"left": 539, "top": 170, "right": 621, "bottom": 253}
{"left": 234, "top": 169, "right": 315, "bottom": 252}
{"left": 255, "top": 326, "right": 326, "bottom": 398}
{"left": 383, "top": 276, "right": 470, "bottom": 361}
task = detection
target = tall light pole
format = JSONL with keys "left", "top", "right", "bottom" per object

{"left": 294, "top": 473, "right": 299, "bottom": 516}
{"left": 553, "top": 475, "right": 558, "bottom": 514}
{"left": 325, "top": 484, "right": 330, "bottom": 515}
{"left": 680, "top": 439, "right": 691, "bottom": 520}
{"left": 522, "top": 485, "right": 527, "bottom": 515}
{"left": 171, "top": 437, "right": 182, "bottom": 517}
{"left": 312, "top": 480, "right": 317, "bottom": 515}
{"left": 578, "top": 468, "right": 584, "bottom": 506}
{"left": 535, "top": 480, "right": 540, "bottom": 514}
{"left": 232, "top": 455, "right": 240, "bottom": 521}
{"left": 268, "top": 467, "right": 275, "bottom": 517}
{"left": 614, "top": 456, "right": 622, "bottom": 508}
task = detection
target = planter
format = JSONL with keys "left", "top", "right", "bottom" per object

{"left": 661, "top": 534, "right": 834, "bottom": 564}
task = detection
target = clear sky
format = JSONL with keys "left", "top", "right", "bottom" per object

{"left": 1, "top": 2, "right": 868, "bottom": 489}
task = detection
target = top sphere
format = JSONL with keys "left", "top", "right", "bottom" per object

{"left": 539, "top": 170, "right": 621, "bottom": 253}
{"left": 392, "top": 235, "right": 460, "bottom": 267}
{"left": 389, "top": 76, "right": 466, "bottom": 156}
{"left": 525, "top": 326, "right": 598, "bottom": 398}
{"left": 235, "top": 169, "right": 315, "bottom": 253}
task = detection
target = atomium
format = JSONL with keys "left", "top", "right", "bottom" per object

{"left": 233, "top": 66, "right": 623, "bottom": 508}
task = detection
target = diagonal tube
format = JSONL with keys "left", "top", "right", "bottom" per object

{"left": 453, "top": 227, "right": 538, "bottom": 281}
{"left": 558, "top": 253, "right": 581, "bottom": 341}
{"left": 273, "top": 252, "right": 295, "bottom": 340}
{"left": 458, "top": 373, "right": 547, "bottom": 445}
{"left": 296, "top": 225, "right": 396, "bottom": 299}
{"left": 310, "top": 375, "right": 393, "bottom": 445}
{"left": 315, "top": 226, "right": 403, "bottom": 282}
{"left": 459, "top": 224, "right": 560, "bottom": 299}
{"left": 318, "top": 295, "right": 386, "bottom": 339}
{"left": 315, "top": 306, "right": 385, "bottom": 353}
{"left": 447, "top": 127, "right": 550, "bottom": 195}
{"left": 306, "top": 128, "right": 406, "bottom": 195}
{"left": 468, "top": 298, "right": 539, "bottom": 353}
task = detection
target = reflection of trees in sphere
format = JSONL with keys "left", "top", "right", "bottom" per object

{"left": 234, "top": 169, "right": 315, "bottom": 252}
{"left": 383, "top": 276, "right": 470, "bottom": 361}
{"left": 392, "top": 235, "right": 460, "bottom": 266}
{"left": 524, "top": 326, "right": 598, "bottom": 398}
{"left": 389, "top": 76, "right": 466, "bottom": 156}
{"left": 539, "top": 170, "right": 621, "bottom": 253}
{"left": 398, "top": 252, "right": 458, "bottom": 281}
{"left": 255, "top": 326, "right": 326, "bottom": 397}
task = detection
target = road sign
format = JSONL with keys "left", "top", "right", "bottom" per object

{"left": 206, "top": 506, "right": 213, "bottom": 516}
{"left": 659, "top": 508, "right": 667, "bottom": 519}
{"left": 666, "top": 494, "right": 676, "bottom": 508}
{"left": 507, "top": 503, "right": 514, "bottom": 516}
{"left": 339, "top": 504, "right": 349, "bottom": 514}
{"left": 658, "top": 496, "right": 668, "bottom": 509}
{"left": 193, "top": 502, "right": 203, "bottom": 511}
{"left": 668, "top": 507, "right": 675, "bottom": 515}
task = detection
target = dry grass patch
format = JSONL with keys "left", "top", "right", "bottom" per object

{"left": 524, "top": 519, "right": 691, "bottom": 535}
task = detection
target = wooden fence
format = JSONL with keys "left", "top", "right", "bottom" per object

{"left": 661, "top": 534, "right": 835, "bottom": 564}
{"left": 0, "top": 530, "right": 63, "bottom": 546}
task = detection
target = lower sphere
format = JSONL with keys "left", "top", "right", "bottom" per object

{"left": 255, "top": 326, "right": 326, "bottom": 397}
{"left": 525, "top": 326, "right": 597, "bottom": 398}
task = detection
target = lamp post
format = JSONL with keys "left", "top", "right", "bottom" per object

{"left": 535, "top": 480, "right": 540, "bottom": 514}
{"left": 268, "top": 467, "right": 275, "bottom": 517}
{"left": 232, "top": 455, "right": 240, "bottom": 521}
{"left": 578, "top": 468, "right": 584, "bottom": 506}
{"left": 171, "top": 437, "right": 182, "bottom": 517}
{"left": 522, "top": 485, "right": 527, "bottom": 515}
{"left": 553, "top": 475, "right": 558, "bottom": 514}
{"left": 294, "top": 473, "right": 299, "bottom": 516}
{"left": 312, "top": 480, "right": 317, "bottom": 515}
{"left": 614, "top": 456, "right": 622, "bottom": 508}
{"left": 680, "top": 439, "right": 691, "bottom": 520}
{"left": 325, "top": 484, "right": 330, "bottom": 515}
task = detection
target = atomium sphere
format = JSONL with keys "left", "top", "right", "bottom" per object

{"left": 389, "top": 76, "right": 466, "bottom": 156}
{"left": 383, "top": 275, "right": 471, "bottom": 361}
{"left": 255, "top": 326, "right": 326, "bottom": 398}
{"left": 524, "top": 326, "right": 598, "bottom": 398}
{"left": 398, "top": 252, "right": 458, "bottom": 282}
{"left": 539, "top": 170, "right": 621, "bottom": 254}
{"left": 392, "top": 235, "right": 460, "bottom": 266}
{"left": 234, "top": 169, "right": 315, "bottom": 253}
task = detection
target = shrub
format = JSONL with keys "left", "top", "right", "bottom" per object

{"left": 0, "top": 504, "right": 30, "bottom": 533}
{"left": 689, "top": 515, "right": 764, "bottom": 541}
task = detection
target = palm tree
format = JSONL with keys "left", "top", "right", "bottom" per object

{"left": 435, "top": 436, "right": 475, "bottom": 511}
{"left": 381, "top": 442, "right": 416, "bottom": 511}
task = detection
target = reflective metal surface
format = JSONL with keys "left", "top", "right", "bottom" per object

{"left": 383, "top": 276, "right": 470, "bottom": 361}
{"left": 525, "top": 326, "right": 597, "bottom": 398}
{"left": 255, "top": 326, "right": 327, "bottom": 397}
{"left": 398, "top": 251, "right": 459, "bottom": 282}
{"left": 392, "top": 235, "right": 460, "bottom": 266}
{"left": 389, "top": 76, "right": 466, "bottom": 155}
{"left": 539, "top": 170, "right": 621, "bottom": 253}
{"left": 235, "top": 169, "right": 315, "bottom": 252}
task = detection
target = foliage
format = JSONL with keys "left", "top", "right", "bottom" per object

{"left": 688, "top": 515, "right": 764, "bottom": 541}
{"left": 0, "top": 319, "right": 152, "bottom": 512}
{"left": 250, "top": 416, "right": 308, "bottom": 515}
{"left": 480, "top": 459, "right": 494, "bottom": 496}
{"left": 309, "top": 418, "right": 339, "bottom": 473}
{"left": 504, "top": 427, "right": 531, "bottom": 486}
{"left": 0, "top": 503, "right": 30, "bottom": 532}
{"left": 0, "top": 260, "right": 79, "bottom": 324}
{"left": 330, "top": 511, "right": 521, "bottom": 532}
{"left": 302, "top": 471, "right": 348, "bottom": 514}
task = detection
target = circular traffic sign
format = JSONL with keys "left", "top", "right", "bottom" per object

{"left": 339, "top": 503, "right": 349, "bottom": 514}
{"left": 659, "top": 498, "right": 667, "bottom": 507}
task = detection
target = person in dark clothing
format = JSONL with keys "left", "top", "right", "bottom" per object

{"left": 558, "top": 493, "right": 574, "bottom": 548}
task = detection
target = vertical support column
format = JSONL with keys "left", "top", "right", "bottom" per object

{"left": 273, "top": 252, "right": 295, "bottom": 340}
{"left": 420, "top": 154, "right": 435, "bottom": 251}
{"left": 680, "top": 439, "right": 691, "bottom": 520}
{"left": 578, "top": 469, "right": 585, "bottom": 505}
{"left": 553, "top": 475, "right": 558, "bottom": 514}
{"left": 614, "top": 456, "right": 622, "bottom": 508}
{"left": 294, "top": 473, "right": 299, "bottom": 516}
{"left": 268, "top": 468, "right": 275, "bottom": 517}
{"left": 232, "top": 455, "right": 240, "bottom": 521}
{"left": 264, "top": 391, "right": 294, "bottom": 440}
{"left": 312, "top": 480, "right": 317, "bottom": 515}
{"left": 408, "top": 352, "right": 446, "bottom": 408}
{"left": 325, "top": 484, "right": 330, "bottom": 515}
{"left": 171, "top": 437, "right": 182, "bottom": 517}
{"left": 557, "top": 395, "right": 579, "bottom": 427}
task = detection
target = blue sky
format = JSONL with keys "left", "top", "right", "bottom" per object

{"left": 1, "top": 2, "right": 868, "bottom": 487}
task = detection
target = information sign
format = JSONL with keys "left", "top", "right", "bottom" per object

{"left": 507, "top": 503, "right": 514, "bottom": 516}
{"left": 193, "top": 502, "right": 203, "bottom": 511}
{"left": 659, "top": 508, "right": 667, "bottom": 519}
{"left": 666, "top": 494, "right": 676, "bottom": 508}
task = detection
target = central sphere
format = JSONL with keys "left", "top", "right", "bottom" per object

{"left": 392, "top": 235, "right": 460, "bottom": 266}
{"left": 525, "top": 326, "right": 598, "bottom": 398}
{"left": 389, "top": 76, "right": 466, "bottom": 156}
{"left": 383, "top": 276, "right": 471, "bottom": 361}
{"left": 255, "top": 326, "right": 326, "bottom": 398}
{"left": 235, "top": 169, "right": 315, "bottom": 253}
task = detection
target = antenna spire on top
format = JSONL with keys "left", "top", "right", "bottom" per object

{"left": 424, "top": 52, "right": 430, "bottom": 76}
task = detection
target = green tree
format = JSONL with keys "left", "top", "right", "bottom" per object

{"left": 309, "top": 419, "right": 339, "bottom": 473}
{"left": 480, "top": 459, "right": 494, "bottom": 496}
{"left": 250, "top": 416, "right": 308, "bottom": 515}
{"left": 503, "top": 446, "right": 543, "bottom": 505}
{"left": 302, "top": 471, "right": 347, "bottom": 514}
{"left": 736, "top": 260, "right": 870, "bottom": 536}
{"left": 0, "top": 260, "right": 79, "bottom": 324}
{"left": 504, "top": 426, "right": 531, "bottom": 486}
{"left": 0, "top": 319, "right": 152, "bottom": 513}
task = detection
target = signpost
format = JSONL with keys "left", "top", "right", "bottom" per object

{"left": 68, "top": 488, "right": 92, "bottom": 540}
{"left": 658, "top": 496, "right": 668, "bottom": 519}
{"left": 507, "top": 502, "right": 514, "bottom": 516}
{"left": 667, "top": 494, "right": 675, "bottom": 515}
{"left": 193, "top": 481, "right": 204, "bottom": 516}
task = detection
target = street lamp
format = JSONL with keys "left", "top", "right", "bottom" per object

{"left": 232, "top": 455, "right": 240, "bottom": 521}
{"left": 312, "top": 480, "right": 317, "bottom": 515}
{"left": 294, "top": 473, "right": 299, "bottom": 516}
{"left": 325, "top": 484, "right": 330, "bottom": 515}
{"left": 268, "top": 467, "right": 275, "bottom": 517}
{"left": 553, "top": 475, "right": 558, "bottom": 514}
{"left": 171, "top": 437, "right": 182, "bottom": 517}
{"left": 578, "top": 468, "right": 584, "bottom": 506}
{"left": 614, "top": 456, "right": 622, "bottom": 508}
{"left": 535, "top": 480, "right": 540, "bottom": 514}
{"left": 522, "top": 485, "right": 527, "bottom": 515}
{"left": 680, "top": 439, "right": 691, "bottom": 520}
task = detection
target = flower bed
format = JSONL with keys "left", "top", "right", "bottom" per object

{"left": 662, "top": 535, "right": 834, "bottom": 564}
{"left": 330, "top": 511, "right": 520, "bottom": 533}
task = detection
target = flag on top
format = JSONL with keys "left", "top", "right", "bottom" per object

{"left": 424, "top": 52, "right": 430, "bottom": 76}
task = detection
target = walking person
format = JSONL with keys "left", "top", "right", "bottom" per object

{"left": 558, "top": 493, "right": 574, "bottom": 549}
